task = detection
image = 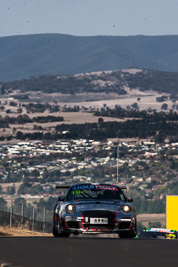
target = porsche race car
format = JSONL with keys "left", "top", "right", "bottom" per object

{"left": 53, "top": 183, "right": 137, "bottom": 238}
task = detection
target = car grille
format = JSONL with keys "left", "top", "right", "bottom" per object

{"left": 87, "top": 224, "right": 115, "bottom": 230}
{"left": 66, "top": 221, "right": 80, "bottom": 229}
{"left": 82, "top": 210, "right": 115, "bottom": 220}
{"left": 82, "top": 210, "right": 116, "bottom": 230}
{"left": 65, "top": 211, "right": 119, "bottom": 231}
{"left": 118, "top": 222, "right": 131, "bottom": 229}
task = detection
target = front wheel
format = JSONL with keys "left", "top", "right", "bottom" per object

{"left": 119, "top": 223, "right": 137, "bottom": 238}
{"left": 53, "top": 224, "right": 70, "bottom": 238}
{"left": 53, "top": 224, "right": 60, "bottom": 237}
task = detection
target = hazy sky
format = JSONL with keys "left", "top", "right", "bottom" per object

{"left": 1, "top": 0, "right": 178, "bottom": 37}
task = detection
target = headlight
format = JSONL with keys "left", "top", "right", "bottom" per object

{"left": 65, "top": 204, "right": 76, "bottom": 214}
{"left": 122, "top": 205, "right": 132, "bottom": 213}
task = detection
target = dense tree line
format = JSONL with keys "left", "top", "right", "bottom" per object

{"left": 14, "top": 118, "right": 178, "bottom": 142}
{"left": 0, "top": 115, "right": 64, "bottom": 127}
{"left": 125, "top": 69, "right": 178, "bottom": 95}
{"left": 21, "top": 102, "right": 81, "bottom": 113}
{"left": 21, "top": 102, "right": 61, "bottom": 113}
{"left": 24, "top": 103, "right": 48, "bottom": 113}
{"left": 1, "top": 69, "right": 177, "bottom": 95}
{"left": 0, "top": 73, "right": 126, "bottom": 95}
{"left": 33, "top": 116, "right": 64, "bottom": 123}
{"left": 94, "top": 108, "right": 178, "bottom": 121}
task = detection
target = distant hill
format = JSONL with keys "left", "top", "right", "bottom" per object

{"left": 1, "top": 34, "right": 178, "bottom": 82}
{"left": 1, "top": 69, "right": 178, "bottom": 97}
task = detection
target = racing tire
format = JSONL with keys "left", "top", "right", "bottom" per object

{"left": 53, "top": 224, "right": 60, "bottom": 237}
{"left": 119, "top": 221, "right": 137, "bottom": 238}
{"left": 53, "top": 224, "right": 70, "bottom": 238}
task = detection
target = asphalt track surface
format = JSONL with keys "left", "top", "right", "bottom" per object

{"left": 0, "top": 237, "right": 178, "bottom": 267}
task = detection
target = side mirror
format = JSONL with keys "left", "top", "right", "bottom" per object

{"left": 127, "top": 197, "right": 133, "bottom": 202}
{"left": 58, "top": 196, "right": 65, "bottom": 202}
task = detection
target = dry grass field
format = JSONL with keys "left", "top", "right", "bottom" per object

{"left": 1, "top": 87, "right": 172, "bottom": 114}
{"left": 0, "top": 226, "right": 52, "bottom": 237}
{"left": 0, "top": 86, "right": 174, "bottom": 141}
{"left": 53, "top": 90, "right": 170, "bottom": 112}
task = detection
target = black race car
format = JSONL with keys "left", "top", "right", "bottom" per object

{"left": 53, "top": 183, "right": 137, "bottom": 238}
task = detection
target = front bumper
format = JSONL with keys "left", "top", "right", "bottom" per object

{"left": 56, "top": 210, "right": 136, "bottom": 234}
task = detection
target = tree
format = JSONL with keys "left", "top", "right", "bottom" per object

{"left": 7, "top": 185, "right": 15, "bottom": 195}
{"left": 6, "top": 171, "right": 11, "bottom": 182}
{"left": 16, "top": 131, "right": 24, "bottom": 140}
{"left": 161, "top": 103, "right": 168, "bottom": 110}
{"left": 18, "top": 184, "right": 27, "bottom": 194}
{"left": 31, "top": 169, "right": 40, "bottom": 178}
{"left": 36, "top": 197, "right": 57, "bottom": 211}
{"left": 23, "top": 177, "right": 31, "bottom": 187}
{"left": 17, "top": 108, "right": 23, "bottom": 113}
{"left": 98, "top": 118, "right": 104, "bottom": 123}
{"left": 29, "top": 184, "right": 43, "bottom": 194}
{"left": 14, "top": 197, "right": 26, "bottom": 206}
{"left": 170, "top": 159, "right": 176, "bottom": 170}
{"left": 43, "top": 168, "right": 49, "bottom": 180}
{"left": 0, "top": 198, "right": 7, "bottom": 210}
{"left": 131, "top": 102, "right": 139, "bottom": 111}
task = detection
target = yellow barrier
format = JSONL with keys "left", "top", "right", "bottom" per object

{"left": 166, "top": 195, "right": 178, "bottom": 230}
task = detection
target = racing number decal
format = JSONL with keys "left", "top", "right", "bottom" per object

{"left": 72, "top": 190, "right": 84, "bottom": 195}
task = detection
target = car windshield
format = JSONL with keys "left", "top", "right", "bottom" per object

{"left": 66, "top": 184, "right": 126, "bottom": 201}
{"left": 139, "top": 231, "right": 177, "bottom": 239}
